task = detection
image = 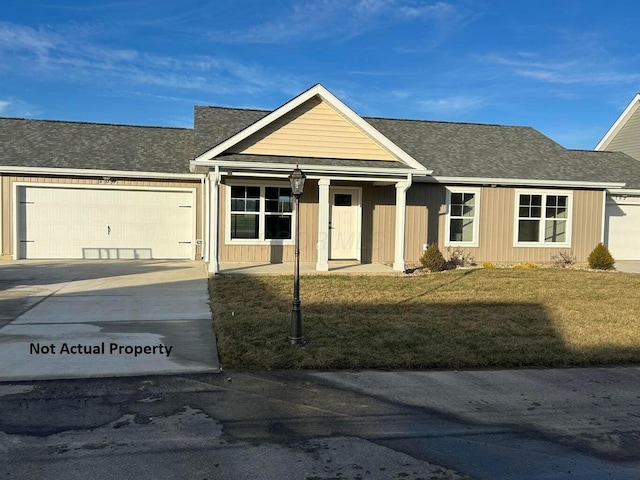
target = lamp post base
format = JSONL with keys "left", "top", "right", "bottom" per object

{"left": 288, "top": 300, "right": 305, "bottom": 346}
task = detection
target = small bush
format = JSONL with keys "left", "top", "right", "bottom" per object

{"left": 446, "top": 249, "right": 475, "bottom": 269}
{"left": 551, "top": 251, "right": 576, "bottom": 268}
{"left": 420, "top": 243, "right": 446, "bottom": 272}
{"left": 513, "top": 262, "right": 538, "bottom": 269}
{"left": 482, "top": 261, "right": 495, "bottom": 268}
{"left": 588, "top": 243, "right": 615, "bottom": 270}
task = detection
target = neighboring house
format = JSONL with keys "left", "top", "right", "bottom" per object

{"left": 595, "top": 93, "right": 640, "bottom": 261}
{"left": 2, "top": 84, "right": 640, "bottom": 272}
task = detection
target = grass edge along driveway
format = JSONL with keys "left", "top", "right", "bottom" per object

{"left": 209, "top": 268, "right": 640, "bottom": 370}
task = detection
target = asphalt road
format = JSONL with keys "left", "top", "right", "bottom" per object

{"left": 2, "top": 368, "right": 640, "bottom": 480}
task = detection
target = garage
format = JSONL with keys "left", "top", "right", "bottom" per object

{"left": 17, "top": 185, "right": 196, "bottom": 259}
{"left": 605, "top": 195, "right": 640, "bottom": 261}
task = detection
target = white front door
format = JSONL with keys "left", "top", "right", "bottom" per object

{"left": 329, "top": 188, "right": 361, "bottom": 260}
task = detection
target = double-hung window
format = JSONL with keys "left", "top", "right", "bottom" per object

{"left": 229, "top": 184, "right": 293, "bottom": 242}
{"left": 445, "top": 187, "right": 480, "bottom": 247}
{"left": 515, "top": 190, "right": 571, "bottom": 246}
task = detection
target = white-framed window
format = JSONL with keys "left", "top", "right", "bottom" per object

{"left": 445, "top": 187, "right": 480, "bottom": 247}
{"left": 227, "top": 183, "right": 294, "bottom": 244}
{"left": 514, "top": 190, "right": 572, "bottom": 247}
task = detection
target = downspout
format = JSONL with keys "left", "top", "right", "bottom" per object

{"left": 601, "top": 190, "right": 608, "bottom": 245}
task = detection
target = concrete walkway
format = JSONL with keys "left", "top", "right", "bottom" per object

{"left": 0, "top": 260, "right": 219, "bottom": 381}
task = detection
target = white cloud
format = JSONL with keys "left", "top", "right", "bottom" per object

{"left": 0, "top": 22, "right": 302, "bottom": 97}
{"left": 419, "top": 95, "right": 486, "bottom": 115}
{"left": 0, "top": 98, "right": 41, "bottom": 117}
{"left": 209, "top": 1, "right": 463, "bottom": 43}
{"left": 475, "top": 51, "right": 640, "bottom": 86}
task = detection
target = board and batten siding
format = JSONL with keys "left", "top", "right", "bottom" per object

{"left": 606, "top": 108, "right": 640, "bottom": 161}
{"left": 361, "top": 184, "right": 396, "bottom": 264}
{"left": 1, "top": 175, "right": 203, "bottom": 260}
{"left": 228, "top": 97, "right": 396, "bottom": 161}
{"left": 218, "top": 179, "right": 319, "bottom": 263}
{"left": 407, "top": 184, "right": 603, "bottom": 264}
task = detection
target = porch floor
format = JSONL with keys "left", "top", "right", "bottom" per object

{"left": 217, "top": 261, "right": 398, "bottom": 275}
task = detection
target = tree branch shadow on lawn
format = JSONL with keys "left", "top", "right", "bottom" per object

{"left": 209, "top": 274, "right": 640, "bottom": 370}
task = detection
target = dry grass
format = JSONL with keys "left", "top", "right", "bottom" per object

{"left": 209, "top": 268, "right": 640, "bottom": 370}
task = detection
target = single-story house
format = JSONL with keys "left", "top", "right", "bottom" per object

{"left": 595, "top": 93, "right": 640, "bottom": 260}
{"left": 2, "top": 84, "right": 640, "bottom": 272}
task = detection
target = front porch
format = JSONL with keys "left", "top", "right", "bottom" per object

{"left": 218, "top": 261, "right": 398, "bottom": 275}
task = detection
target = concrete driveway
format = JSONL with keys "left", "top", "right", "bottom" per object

{"left": 615, "top": 260, "right": 640, "bottom": 273}
{"left": 0, "top": 260, "right": 219, "bottom": 381}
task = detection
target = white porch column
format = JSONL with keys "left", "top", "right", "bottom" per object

{"left": 316, "top": 177, "right": 330, "bottom": 271}
{"left": 393, "top": 179, "right": 411, "bottom": 272}
{"left": 207, "top": 169, "right": 220, "bottom": 274}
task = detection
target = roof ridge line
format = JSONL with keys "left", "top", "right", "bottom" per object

{"left": 0, "top": 116, "right": 192, "bottom": 131}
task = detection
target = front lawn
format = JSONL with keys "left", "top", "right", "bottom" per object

{"left": 209, "top": 268, "right": 640, "bottom": 370}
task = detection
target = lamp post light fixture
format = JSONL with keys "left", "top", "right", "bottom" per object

{"left": 288, "top": 166, "right": 306, "bottom": 346}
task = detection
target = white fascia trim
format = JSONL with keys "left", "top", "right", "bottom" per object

{"left": 192, "top": 159, "right": 431, "bottom": 177}
{"left": 595, "top": 94, "right": 640, "bottom": 150}
{"left": 606, "top": 188, "right": 640, "bottom": 196}
{"left": 193, "top": 83, "right": 427, "bottom": 171}
{"left": 420, "top": 175, "right": 625, "bottom": 189}
{"left": 0, "top": 165, "right": 202, "bottom": 180}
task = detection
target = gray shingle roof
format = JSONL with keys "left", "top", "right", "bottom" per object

{"left": 194, "top": 106, "right": 640, "bottom": 188}
{"left": 0, "top": 118, "right": 194, "bottom": 174}
{"left": 367, "top": 117, "right": 640, "bottom": 187}
{"left": 4, "top": 105, "right": 640, "bottom": 189}
{"left": 194, "top": 106, "right": 267, "bottom": 157}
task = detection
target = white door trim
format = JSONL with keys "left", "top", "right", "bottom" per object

{"left": 329, "top": 186, "right": 362, "bottom": 261}
{"left": 13, "top": 182, "right": 197, "bottom": 260}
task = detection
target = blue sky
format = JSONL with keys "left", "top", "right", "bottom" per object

{"left": 1, "top": 0, "right": 639, "bottom": 149}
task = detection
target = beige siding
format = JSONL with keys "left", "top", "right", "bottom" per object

{"left": 1, "top": 175, "right": 203, "bottom": 260}
{"left": 219, "top": 179, "right": 318, "bottom": 263}
{"left": 414, "top": 185, "right": 603, "bottom": 264}
{"left": 361, "top": 184, "right": 395, "bottom": 263}
{"left": 405, "top": 184, "right": 445, "bottom": 263}
{"left": 607, "top": 108, "right": 640, "bottom": 160}
{"left": 229, "top": 96, "right": 396, "bottom": 161}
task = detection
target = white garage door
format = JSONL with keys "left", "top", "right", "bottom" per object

{"left": 605, "top": 197, "right": 640, "bottom": 261}
{"left": 18, "top": 186, "right": 195, "bottom": 259}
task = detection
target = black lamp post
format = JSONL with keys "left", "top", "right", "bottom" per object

{"left": 288, "top": 166, "right": 306, "bottom": 346}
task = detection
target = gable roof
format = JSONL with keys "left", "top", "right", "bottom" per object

{"left": 194, "top": 105, "right": 637, "bottom": 188}
{"left": 3, "top": 89, "right": 640, "bottom": 190}
{"left": 595, "top": 94, "right": 640, "bottom": 152}
{"left": 194, "top": 84, "right": 427, "bottom": 171}
{"left": 0, "top": 117, "right": 194, "bottom": 174}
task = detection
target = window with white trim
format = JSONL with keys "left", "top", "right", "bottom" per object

{"left": 229, "top": 185, "right": 293, "bottom": 242}
{"left": 445, "top": 187, "right": 480, "bottom": 246}
{"left": 515, "top": 191, "right": 571, "bottom": 245}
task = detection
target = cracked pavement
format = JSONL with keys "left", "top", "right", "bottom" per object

{"left": 2, "top": 368, "right": 640, "bottom": 479}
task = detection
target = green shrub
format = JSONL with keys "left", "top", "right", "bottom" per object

{"left": 420, "top": 243, "right": 446, "bottom": 272}
{"left": 588, "top": 243, "right": 615, "bottom": 270}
